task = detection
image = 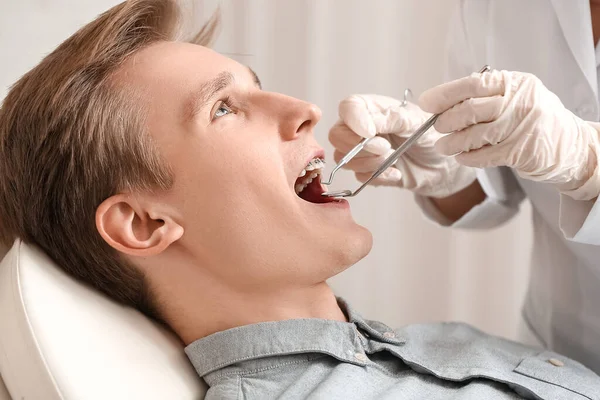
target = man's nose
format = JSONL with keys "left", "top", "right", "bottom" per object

{"left": 261, "top": 93, "right": 322, "bottom": 140}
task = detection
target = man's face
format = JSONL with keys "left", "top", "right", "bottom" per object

{"left": 123, "top": 42, "right": 372, "bottom": 289}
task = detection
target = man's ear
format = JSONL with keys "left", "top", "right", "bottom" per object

{"left": 95, "top": 194, "right": 184, "bottom": 257}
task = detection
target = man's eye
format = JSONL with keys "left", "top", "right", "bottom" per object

{"left": 214, "top": 102, "right": 232, "bottom": 118}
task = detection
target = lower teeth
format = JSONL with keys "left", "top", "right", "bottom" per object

{"left": 295, "top": 169, "right": 322, "bottom": 195}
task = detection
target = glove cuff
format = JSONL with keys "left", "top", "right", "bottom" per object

{"left": 559, "top": 157, "right": 600, "bottom": 201}
{"left": 558, "top": 122, "right": 600, "bottom": 201}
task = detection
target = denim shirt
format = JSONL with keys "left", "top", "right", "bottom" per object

{"left": 185, "top": 299, "right": 600, "bottom": 399}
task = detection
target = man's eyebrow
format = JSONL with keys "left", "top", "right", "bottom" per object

{"left": 185, "top": 71, "right": 234, "bottom": 120}
{"left": 248, "top": 67, "right": 262, "bottom": 89}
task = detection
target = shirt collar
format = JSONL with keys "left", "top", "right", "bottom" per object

{"left": 184, "top": 297, "right": 405, "bottom": 377}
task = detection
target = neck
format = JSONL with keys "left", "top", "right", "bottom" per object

{"left": 592, "top": 1, "right": 600, "bottom": 45}
{"left": 155, "top": 264, "right": 347, "bottom": 345}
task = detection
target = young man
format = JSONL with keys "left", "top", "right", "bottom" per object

{"left": 0, "top": 1, "right": 598, "bottom": 399}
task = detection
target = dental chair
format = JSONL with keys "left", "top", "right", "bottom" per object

{"left": 0, "top": 240, "right": 208, "bottom": 399}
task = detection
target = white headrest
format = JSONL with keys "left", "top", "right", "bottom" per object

{"left": 0, "top": 240, "right": 207, "bottom": 399}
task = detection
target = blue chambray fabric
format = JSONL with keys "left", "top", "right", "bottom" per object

{"left": 185, "top": 299, "right": 600, "bottom": 399}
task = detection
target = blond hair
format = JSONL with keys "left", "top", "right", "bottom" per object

{"left": 0, "top": 0, "right": 219, "bottom": 319}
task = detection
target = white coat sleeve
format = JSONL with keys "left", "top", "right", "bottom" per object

{"left": 414, "top": 0, "right": 526, "bottom": 229}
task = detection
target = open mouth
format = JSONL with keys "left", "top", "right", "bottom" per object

{"left": 294, "top": 158, "right": 337, "bottom": 204}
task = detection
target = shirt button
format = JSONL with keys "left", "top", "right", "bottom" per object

{"left": 383, "top": 332, "right": 395, "bottom": 339}
{"left": 354, "top": 353, "right": 368, "bottom": 362}
{"left": 548, "top": 358, "right": 564, "bottom": 367}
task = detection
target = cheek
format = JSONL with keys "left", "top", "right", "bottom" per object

{"left": 169, "top": 140, "right": 287, "bottom": 224}
{"left": 168, "top": 134, "right": 259, "bottom": 191}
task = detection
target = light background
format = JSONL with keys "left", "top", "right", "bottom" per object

{"left": 0, "top": 0, "right": 532, "bottom": 339}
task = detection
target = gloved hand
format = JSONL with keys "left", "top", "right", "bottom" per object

{"left": 328, "top": 94, "right": 477, "bottom": 198}
{"left": 419, "top": 69, "right": 600, "bottom": 201}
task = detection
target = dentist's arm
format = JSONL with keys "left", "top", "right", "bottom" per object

{"left": 419, "top": 69, "right": 600, "bottom": 243}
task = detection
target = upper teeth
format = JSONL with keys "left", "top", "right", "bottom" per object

{"left": 295, "top": 158, "right": 325, "bottom": 194}
{"left": 304, "top": 158, "right": 325, "bottom": 172}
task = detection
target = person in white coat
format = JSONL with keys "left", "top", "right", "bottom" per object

{"left": 329, "top": 0, "right": 600, "bottom": 373}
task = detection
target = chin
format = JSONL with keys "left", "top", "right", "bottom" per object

{"left": 332, "top": 224, "right": 373, "bottom": 270}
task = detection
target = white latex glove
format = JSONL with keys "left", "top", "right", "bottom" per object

{"left": 419, "top": 69, "right": 600, "bottom": 201}
{"left": 328, "top": 94, "right": 477, "bottom": 198}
